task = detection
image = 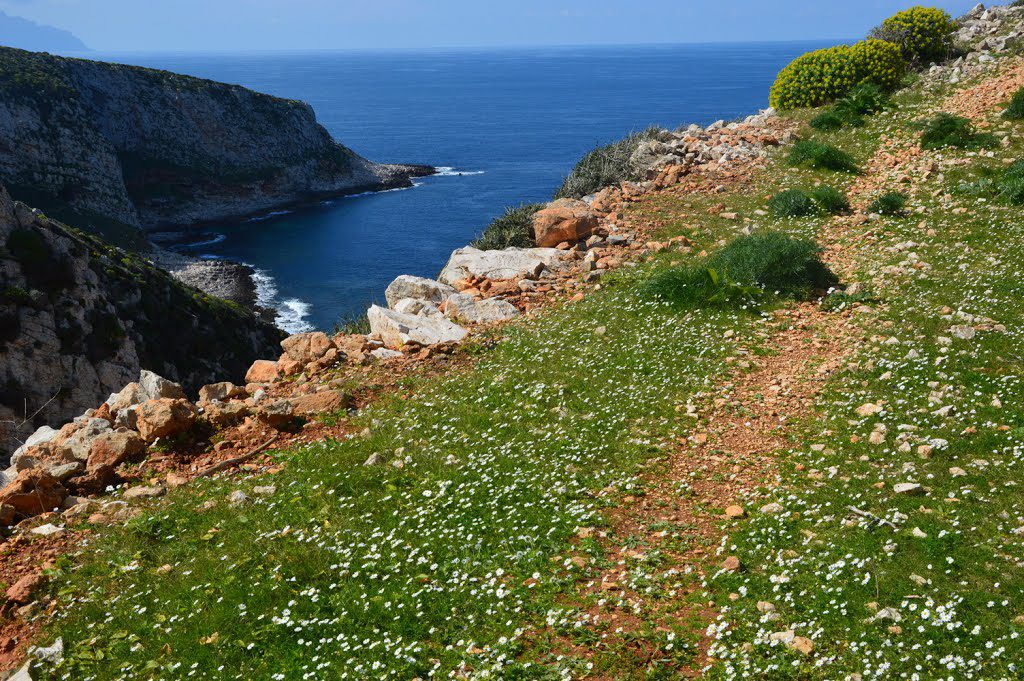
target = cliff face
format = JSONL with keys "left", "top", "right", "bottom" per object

{"left": 0, "top": 47, "right": 425, "bottom": 247}
{"left": 0, "top": 185, "right": 285, "bottom": 458}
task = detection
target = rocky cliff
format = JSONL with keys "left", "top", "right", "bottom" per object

{"left": 0, "top": 46, "right": 429, "bottom": 248}
{"left": 0, "top": 184, "right": 284, "bottom": 459}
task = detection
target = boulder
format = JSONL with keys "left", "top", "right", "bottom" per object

{"left": 63, "top": 418, "right": 113, "bottom": 462}
{"left": 203, "top": 401, "right": 250, "bottom": 427}
{"left": 367, "top": 305, "right": 468, "bottom": 348}
{"left": 246, "top": 360, "right": 281, "bottom": 384}
{"left": 198, "top": 382, "right": 246, "bottom": 403}
{"left": 394, "top": 298, "right": 444, "bottom": 319}
{"left": 106, "top": 382, "right": 145, "bottom": 414}
{"left": 531, "top": 199, "right": 599, "bottom": 248}
{"left": 9, "top": 426, "right": 58, "bottom": 462}
{"left": 48, "top": 462, "right": 84, "bottom": 481}
{"left": 385, "top": 275, "right": 456, "bottom": 308}
{"left": 280, "top": 332, "right": 334, "bottom": 365}
{"left": 86, "top": 431, "right": 146, "bottom": 471}
{"left": 254, "top": 399, "right": 295, "bottom": 429}
{"left": 0, "top": 470, "right": 67, "bottom": 519}
{"left": 290, "top": 390, "right": 353, "bottom": 416}
{"left": 139, "top": 370, "right": 186, "bottom": 402}
{"left": 134, "top": 399, "right": 196, "bottom": 442}
{"left": 438, "top": 247, "right": 567, "bottom": 285}
{"left": 444, "top": 294, "right": 521, "bottom": 324}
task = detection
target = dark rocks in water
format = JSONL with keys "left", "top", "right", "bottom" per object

{"left": 0, "top": 184, "right": 284, "bottom": 459}
{"left": 0, "top": 46, "right": 432, "bottom": 248}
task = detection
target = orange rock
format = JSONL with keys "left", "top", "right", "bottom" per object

{"left": 532, "top": 199, "right": 599, "bottom": 248}
{"left": 134, "top": 399, "right": 196, "bottom": 442}
{"left": 278, "top": 356, "right": 304, "bottom": 377}
{"left": 0, "top": 470, "right": 67, "bottom": 519}
{"left": 290, "top": 390, "right": 353, "bottom": 416}
{"left": 6, "top": 572, "right": 45, "bottom": 604}
{"left": 87, "top": 431, "right": 146, "bottom": 471}
{"left": 245, "top": 360, "right": 281, "bottom": 384}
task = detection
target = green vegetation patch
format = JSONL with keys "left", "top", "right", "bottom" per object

{"left": 915, "top": 112, "right": 997, "bottom": 150}
{"left": 870, "top": 6, "right": 956, "bottom": 66}
{"left": 787, "top": 140, "right": 860, "bottom": 173}
{"left": 868, "top": 191, "right": 908, "bottom": 216}
{"left": 471, "top": 203, "right": 544, "bottom": 250}
{"left": 1004, "top": 86, "right": 1024, "bottom": 120}
{"left": 643, "top": 232, "right": 836, "bottom": 310}
{"left": 554, "top": 128, "right": 661, "bottom": 199}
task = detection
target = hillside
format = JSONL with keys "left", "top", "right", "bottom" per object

{"left": 2, "top": 3, "right": 1024, "bottom": 680}
{"left": 0, "top": 47, "right": 429, "bottom": 248}
{"left": 0, "top": 184, "right": 284, "bottom": 461}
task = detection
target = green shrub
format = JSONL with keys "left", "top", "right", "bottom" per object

{"left": 471, "top": 203, "right": 544, "bottom": 250}
{"left": 958, "top": 160, "right": 1024, "bottom": 205}
{"left": 810, "top": 110, "right": 849, "bottom": 131}
{"left": 644, "top": 232, "right": 837, "bottom": 309}
{"left": 769, "top": 45, "right": 860, "bottom": 110}
{"left": 768, "top": 189, "right": 818, "bottom": 217}
{"left": 1003, "top": 86, "right": 1024, "bottom": 120}
{"left": 821, "top": 287, "right": 877, "bottom": 311}
{"left": 711, "top": 232, "right": 837, "bottom": 297}
{"left": 809, "top": 186, "right": 851, "bottom": 214}
{"left": 554, "top": 128, "right": 661, "bottom": 199}
{"left": 770, "top": 40, "right": 904, "bottom": 110}
{"left": 333, "top": 313, "right": 371, "bottom": 336}
{"left": 849, "top": 39, "right": 906, "bottom": 89}
{"left": 868, "top": 191, "right": 908, "bottom": 216}
{"left": 834, "top": 83, "right": 890, "bottom": 117}
{"left": 915, "top": 113, "right": 997, "bottom": 150}
{"left": 787, "top": 140, "right": 860, "bottom": 173}
{"left": 871, "top": 6, "right": 956, "bottom": 66}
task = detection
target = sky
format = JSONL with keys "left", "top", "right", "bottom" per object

{"left": 0, "top": 0, "right": 983, "bottom": 52}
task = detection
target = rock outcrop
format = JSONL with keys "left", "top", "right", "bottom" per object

{"left": 0, "top": 185, "right": 284, "bottom": 458}
{"left": 0, "top": 46, "right": 431, "bottom": 247}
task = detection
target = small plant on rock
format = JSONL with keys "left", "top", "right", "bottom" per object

{"left": 787, "top": 140, "right": 860, "bottom": 173}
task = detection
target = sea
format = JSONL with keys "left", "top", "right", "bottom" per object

{"left": 96, "top": 41, "right": 833, "bottom": 332}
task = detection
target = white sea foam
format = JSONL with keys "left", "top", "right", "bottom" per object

{"left": 249, "top": 265, "right": 314, "bottom": 334}
{"left": 247, "top": 209, "right": 293, "bottom": 223}
{"left": 434, "top": 166, "right": 485, "bottom": 177}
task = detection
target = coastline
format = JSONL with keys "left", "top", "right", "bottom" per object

{"left": 147, "top": 163, "right": 438, "bottom": 331}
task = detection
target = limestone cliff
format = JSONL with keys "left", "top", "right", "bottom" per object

{"left": 0, "top": 46, "right": 429, "bottom": 248}
{"left": 0, "top": 185, "right": 285, "bottom": 458}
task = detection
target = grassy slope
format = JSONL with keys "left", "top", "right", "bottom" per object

{"left": 35, "top": 61, "right": 1024, "bottom": 681}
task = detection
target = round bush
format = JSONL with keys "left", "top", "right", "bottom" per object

{"left": 849, "top": 39, "right": 905, "bottom": 90}
{"left": 874, "top": 6, "right": 955, "bottom": 65}
{"left": 769, "top": 46, "right": 859, "bottom": 110}
{"left": 810, "top": 186, "right": 850, "bottom": 215}
{"left": 768, "top": 189, "right": 818, "bottom": 218}
{"left": 770, "top": 40, "right": 906, "bottom": 110}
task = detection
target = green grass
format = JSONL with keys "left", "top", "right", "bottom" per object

{"left": 470, "top": 203, "right": 544, "bottom": 250}
{"left": 956, "top": 158, "right": 1024, "bottom": 206}
{"left": 787, "top": 140, "right": 860, "bottom": 173}
{"left": 810, "top": 84, "right": 889, "bottom": 131}
{"left": 1003, "top": 85, "right": 1024, "bottom": 120}
{"left": 643, "top": 232, "right": 836, "bottom": 310}
{"left": 554, "top": 128, "right": 661, "bottom": 199}
{"left": 40, "top": 255, "right": 756, "bottom": 679}
{"left": 767, "top": 189, "right": 818, "bottom": 217}
{"left": 868, "top": 190, "right": 908, "bottom": 215}
{"left": 916, "top": 112, "right": 998, "bottom": 150}
{"left": 808, "top": 185, "right": 850, "bottom": 214}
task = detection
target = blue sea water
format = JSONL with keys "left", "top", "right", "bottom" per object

{"left": 98, "top": 42, "right": 832, "bottom": 331}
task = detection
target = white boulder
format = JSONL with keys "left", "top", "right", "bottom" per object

{"left": 385, "top": 275, "right": 455, "bottom": 309}
{"left": 438, "top": 247, "right": 567, "bottom": 284}
{"left": 367, "top": 305, "right": 467, "bottom": 347}
{"left": 445, "top": 294, "right": 521, "bottom": 324}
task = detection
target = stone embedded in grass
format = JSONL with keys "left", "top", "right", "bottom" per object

{"left": 760, "top": 502, "right": 784, "bottom": 514}
{"left": 721, "top": 555, "right": 742, "bottom": 572}
{"left": 123, "top": 485, "right": 165, "bottom": 500}
{"left": 893, "top": 482, "right": 924, "bottom": 496}
{"left": 725, "top": 505, "right": 746, "bottom": 518}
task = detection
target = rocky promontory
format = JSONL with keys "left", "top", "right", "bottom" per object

{"left": 0, "top": 46, "right": 432, "bottom": 248}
